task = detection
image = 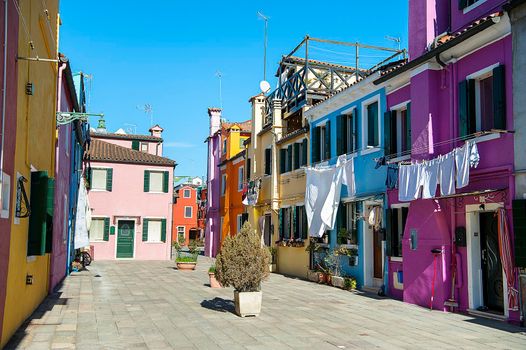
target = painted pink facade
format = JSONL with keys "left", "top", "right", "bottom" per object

{"left": 87, "top": 129, "right": 175, "bottom": 260}
{"left": 381, "top": 0, "right": 519, "bottom": 322}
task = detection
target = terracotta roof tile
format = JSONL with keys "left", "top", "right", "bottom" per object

{"left": 91, "top": 132, "right": 162, "bottom": 142}
{"left": 86, "top": 139, "right": 176, "bottom": 167}
{"left": 222, "top": 120, "right": 252, "bottom": 132}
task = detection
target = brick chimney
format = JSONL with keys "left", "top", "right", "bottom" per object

{"left": 149, "top": 124, "right": 163, "bottom": 138}
{"left": 208, "top": 107, "right": 222, "bottom": 137}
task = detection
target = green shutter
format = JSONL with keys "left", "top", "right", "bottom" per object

{"left": 292, "top": 206, "right": 297, "bottom": 239}
{"left": 324, "top": 121, "right": 331, "bottom": 160}
{"left": 45, "top": 178, "right": 55, "bottom": 253}
{"left": 492, "top": 65, "right": 506, "bottom": 130}
{"left": 336, "top": 115, "right": 344, "bottom": 156}
{"left": 312, "top": 127, "right": 320, "bottom": 163}
{"left": 142, "top": 219, "right": 149, "bottom": 241}
{"left": 302, "top": 207, "right": 308, "bottom": 239}
{"left": 278, "top": 209, "right": 283, "bottom": 240}
{"left": 144, "top": 170, "right": 150, "bottom": 192}
{"left": 383, "top": 111, "right": 392, "bottom": 156}
{"left": 161, "top": 219, "right": 167, "bottom": 242}
{"left": 28, "top": 171, "right": 49, "bottom": 256}
{"left": 287, "top": 145, "right": 293, "bottom": 172}
{"left": 353, "top": 109, "right": 359, "bottom": 152}
{"left": 405, "top": 103, "right": 412, "bottom": 153}
{"left": 386, "top": 209, "right": 393, "bottom": 257}
{"left": 302, "top": 138, "right": 308, "bottom": 166}
{"left": 103, "top": 217, "right": 110, "bottom": 241}
{"left": 87, "top": 167, "right": 92, "bottom": 189}
{"left": 265, "top": 148, "right": 272, "bottom": 175}
{"left": 163, "top": 171, "right": 169, "bottom": 193}
{"left": 280, "top": 148, "right": 286, "bottom": 173}
{"left": 336, "top": 202, "right": 347, "bottom": 244}
{"left": 513, "top": 200, "right": 526, "bottom": 267}
{"left": 132, "top": 140, "right": 139, "bottom": 150}
{"left": 459, "top": 0, "right": 467, "bottom": 10}
{"left": 459, "top": 79, "right": 476, "bottom": 136}
{"left": 106, "top": 168, "right": 113, "bottom": 192}
{"left": 293, "top": 143, "right": 300, "bottom": 170}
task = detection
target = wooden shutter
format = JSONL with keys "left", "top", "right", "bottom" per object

{"left": 106, "top": 168, "right": 113, "bottom": 191}
{"left": 302, "top": 206, "right": 308, "bottom": 239}
{"left": 458, "top": 0, "right": 467, "bottom": 10}
{"left": 336, "top": 202, "right": 347, "bottom": 244}
{"left": 280, "top": 148, "right": 286, "bottom": 174}
{"left": 161, "top": 219, "right": 167, "bottom": 242}
{"left": 292, "top": 206, "right": 297, "bottom": 239}
{"left": 513, "top": 200, "right": 526, "bottom": 267}
{"left": 28, "top": 171, "right": 49, "bottom": 256}
{"left": 278, "top": 208, "right": 283, "bottom": 240}
{"left": 458, "top": 79, "right": 476, "bottom": 136}
{"left": 302, "top": 138, "right": 308, "bottom": 166}
{"left": 142, "top": 219, "right": 149, "bottom": 241}
{"left": 336, "top": 114, "right": 346, "bottom": 156}
{"left": 265, "top": 148, "right": 271, "bottom": 175}
{"left": 132, "top": 140, "right": 139, "bottom": 150}
{"left": 103, "top": 217, "right": 110, "bottom": 241}
{"left": 405, "top": 103, "right": 412, "bottom": 153}
{"left": 144, "top": 170, "right": 150, "bottom": 192}
{"left": 287, "top": 145, "right": 293, "bottom": 172}
{"left": 45, "top": 178, "right": 55, "bottom": 253}
{"left": 324, "top": 121, "right": 331, "bottom": 160}
{"left": 293, "top": 143, "right": 300, "bottom": 170}
{"left": 246, "top": 159, "right": 251, "bottom": 180}
{"left": 385, "top": 209, "right": 393, "bottom": 257}
{"left": 492, "top": 65, "right": 506, "bottom": 130}
{"left": 163, "top": 171, "right": 169, "bottom": 193}
{"left": 312, "top": 127, "right": 320, "bottom": 163}
{"left": 383, "top": 111, "right": 392, "bottom": 156}
{"left": 241, "top": 213, "right": 249, "bottom": 225}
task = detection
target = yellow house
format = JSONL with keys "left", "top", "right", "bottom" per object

{"left": 1, "top": 1, "right": 60, "bottom": 346}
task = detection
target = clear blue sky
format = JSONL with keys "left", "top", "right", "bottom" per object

{"left": 59, "top": 1, "right": 408, "bottom": 178}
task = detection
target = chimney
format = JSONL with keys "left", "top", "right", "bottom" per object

{"left": 408, "top": 0, "right": 449, "bottom": 60}
{"left": 96, "top": 116, "right": 107, "bottom": 133}
{"left": 149, "top": 124, "right": 163, "bottom": 138}
{"left": 208, "top": 107, "right": 222, "bottom": 137}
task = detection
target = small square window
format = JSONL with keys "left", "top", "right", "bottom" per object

{"left": 90, "top": 218, "right": 105, "bottom": 241}
{"left": 183, "top": 189, "right": 191, "bottom": 198}
{"left": 177, "top": 226, "right": 185, "bottom": 242}
{"left": 141, "top": 143, "right": 149, "bottom": 152}
{"left": 91, "top": 169, "right": 107, "bottom": 190}
{"left": 149, "top": 172, "right": 164, "bottom": 192}
{"left": 147, "top": 220, "right": 162, "bottom": 242}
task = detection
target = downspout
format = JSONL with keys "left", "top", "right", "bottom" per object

{"left": 57, "top": 58, "right": 67, "bottom": 115}
{"left": 0, "top": 0, "right": 8, "bottom": 190}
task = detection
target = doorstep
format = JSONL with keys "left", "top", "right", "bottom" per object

{"left": 467, "top": 309, "right": 507, "bottom": 322}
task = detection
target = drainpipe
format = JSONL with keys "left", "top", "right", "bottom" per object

{"left": 0, "top": 0, "right": 8, "bottom": 190}
{"left": 57, "top": 57, "right": 67, "bottom": 115}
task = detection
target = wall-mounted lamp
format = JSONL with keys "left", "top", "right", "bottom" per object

{"left": 26, "top": 274, "right": 33, "bottom": 285}
{"left": 479, "top": 203, "right": 486, "bottom": 211}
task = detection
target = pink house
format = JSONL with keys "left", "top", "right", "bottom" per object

{"left": 86, "top": 124, "right": 176, "bottom": 260}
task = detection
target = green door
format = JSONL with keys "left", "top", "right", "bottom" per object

{"left": 117, "top": 220, "right": 135, "bottom": 258}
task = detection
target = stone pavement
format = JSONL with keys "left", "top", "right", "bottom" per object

{"left": 6, "top": 257, "right": 526, "bottom": 349}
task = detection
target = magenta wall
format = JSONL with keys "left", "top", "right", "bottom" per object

{"left": 88, "top": 160, "right": 173, "bottom": 260}
{"left": 0, "top": 2, "right": 18, "bottom": 342}
{"left": 205, "top": 132, "right": 221, "bottom": 257}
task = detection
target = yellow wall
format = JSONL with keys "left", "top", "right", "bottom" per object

{"left": 1, "top": 1, "right": 59, "bottom": 346}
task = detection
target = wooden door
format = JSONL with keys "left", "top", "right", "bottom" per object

{"left": 373, "top": 228, "right": 383, "bottom": 279}
{"left": 117, "top": 220, "right": 135, "bottom": 258}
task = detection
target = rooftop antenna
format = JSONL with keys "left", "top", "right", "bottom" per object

{"left": 385, "top": 36, "right": 401, "bottom": 58}
{"left": 83, "top": 73, "right": 93, "bottom": 112}
{"left": 136, "top": 104, "right": 153, "bottom": 127}
{"left": 215, "top": 71, "right": 223, "bottom": 110}
{"left": 123, "top": 123, "right": 137, "bottom": 134}
{"left": 257, "top": 11, "right": 269, "bottom": 81}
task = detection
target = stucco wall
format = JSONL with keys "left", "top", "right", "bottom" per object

{"left": 172, "top": 186, "right": 198, "bottom": 244}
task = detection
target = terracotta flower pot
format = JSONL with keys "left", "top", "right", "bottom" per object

{"left": 176, "top": 262, "right": 196, "bottom": 270}
{"left": 209, "top": 273, "right": 222, "bottom": 288}
{"left": 317, "top": 272, "right": 326, "bottom": 284}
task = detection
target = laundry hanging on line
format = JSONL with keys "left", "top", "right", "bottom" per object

{"left": 242, "top": 178, "right": 261, "bottom": 206}
{"left": 398, "top": 140, "right": 479, "bottom": 202}
{"left": 305, "top": 155, "right": 356, "bottom": 237}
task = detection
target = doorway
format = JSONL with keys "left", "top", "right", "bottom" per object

{"left": 364, "top": 203, "right": 384, "bottom": 288}
{"left": 373, "top": 227, "right": 383, "bottom": 279}
{"left": 479, "top": 212, "right": 504, "bottom": 313}
{"left": 117, "top": 220, "right": 135, "bottom": 258}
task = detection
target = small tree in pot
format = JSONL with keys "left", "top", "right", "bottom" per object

{"left": 215, "top": 222, "right": 270, "bottom": 317}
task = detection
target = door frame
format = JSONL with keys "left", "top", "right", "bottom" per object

{"left": 363, "top": 201, "right": 384, "bottom": 288}
{"left": 115, "top": 218, "right": 137, "bottom": 259}
{"left": 465, "top": 202, "right": 508, "bottom": 317}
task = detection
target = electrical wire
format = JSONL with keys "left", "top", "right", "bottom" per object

{"left": 12, "top": 0, "right": 34, "bottom": 50}
{"left": 40, "top": 0, "right": 57, "bottom": 49}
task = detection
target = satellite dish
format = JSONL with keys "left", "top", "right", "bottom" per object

{"left": 259, "top": 80, "right": 271, "bottom": 93}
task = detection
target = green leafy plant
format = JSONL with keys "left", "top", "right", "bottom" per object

{"left": 344, "top": 276, "right": 357, "bottom": 290}
{"left": 188, "top": 239, "right": 199, "bottom": 256}
{"left": 175, "top": 255, "right": 198, "bottom": 263}
{"left": 268, "top": 246, "right": 277, "bottom": 264}
{"left": 172, "top": 235, "right": 186, "bottom": 255}
{"left": 208, "top": 265, "right": 216, "bottom": 274}
{"left": 215, "top": 222, "right": 270, "bottom": 292}
{"left": 334, "top": 246, "right": 358, "bottom": 257}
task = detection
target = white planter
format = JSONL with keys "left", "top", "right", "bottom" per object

{"left": 332, "top": 276, "right": 344, "bottom": 288}
{"left": 234, "top": 291, "right": 262, "bottom": 317}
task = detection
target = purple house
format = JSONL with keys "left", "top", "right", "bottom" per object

{"left": 204, "top": 108, "right": 222, "bottom": 257}
{"left": 377, "top": 0, "right": 519, "bottom": 323}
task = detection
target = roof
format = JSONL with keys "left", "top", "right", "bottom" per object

{"left": 277, "top": 56, "right": 367, "bottom": 76}
{"left": 222, "top": 120, "right": 252, "bottom": 132}
{"left": 86, "top": 139, "right": 176, "bottom": 167}
{"left": 218, "top": 149, "right": 246, "bottom": 167}
{"left": 91, "top": 132, "right": 163, "bottom": 142}
{"left": 374, "top": 12, "right": 501, "bottom": 85}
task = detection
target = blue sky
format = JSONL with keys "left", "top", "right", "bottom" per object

{"left": 59, "top": 1, "right": 408, "bottom": 178}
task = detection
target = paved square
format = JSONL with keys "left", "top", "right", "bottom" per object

{"left": 6, "top": 257, "right": 526, "bottom": 349}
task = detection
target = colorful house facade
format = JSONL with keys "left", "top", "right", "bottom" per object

{"left": 173, "top": 183, "right": 200, "bottom": 245}
{"left": 2, "top": 0, "right": 60, "bottom": 346}
{"left": 86, "top": 125, "right": 175, "bottom": 260}
{"left": 218, "top": 121, "right": 251, "bottom": 242}
{"left": 375, "top": 0, "right": 519, "bottom": 322}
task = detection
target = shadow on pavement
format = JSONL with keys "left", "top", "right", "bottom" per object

{"left": 463, "top": 316, "right": 526, "bottom": 334}
{"left": 200, "top": 297, "right": 235, "bottom": 314}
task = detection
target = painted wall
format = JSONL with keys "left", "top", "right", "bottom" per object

{"left": 88, "top": 161, "right": 173, "bottom": 260}
{"left": 205, "top": 108, "right": 222, "bottom": 257}
{"left": 2, "top": 1, "right": 59, "bottom": 346}
{"left": 92, "top": 137, "right": 162, "bottom": 156}
{"left": 172, "top": 185, "right": 198, "bottom": 244}
{"left": 0, "top": 1, "right": 19, "bottom": 345}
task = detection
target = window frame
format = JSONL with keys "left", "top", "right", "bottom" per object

{"left": 466, "top": 63, "right": 500, "bottom": 133}
{"left": 89, "top": 217, "right": 106, "bottom": 242}
{"left": 462, "top": 0, "right": 486, "bottom": 14}
{"left": 221, "top": 173, "right": 227, "bottom": 196}
{"left": 184, "top": 206, "right": 193, "bottom": 218}
{"left": 390, "top": 204, "right": 409, "bottom": 259}
{"left": 238, "top": 166, "right": 244, "bottom": 191}
{"left": 222, "top": 139, "right": 227, "bottom": 155}
{"left": 91, "top": 167, "right": 109, "bottom": 191}
{"left": 183, "top": 188, "right": 191, "bottom": 198}
{"left": 177, "top": 226, "right": 185, "bottom": 242}
{"left": 389, "top": 101, "right": 411, "bottom": 159}
{"left": 140, "top": 142, "right": 149, "bottom": 152}
{"left": 148, "top": 171, "right": 165, "bottom": 193}
{"left": 1, "top": 172, "right": 11, "bottom": 218}
{"left": 361, "top": 95, "right": 381, "bottom": 150}
{"left": 146, "top": 219, "right": 163, "bottom": 243}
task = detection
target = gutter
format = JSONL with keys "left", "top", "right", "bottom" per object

{"left": 373, "top": 14, "right": 499, "bottom": 85}
{"left": 0, "top": 0, "right": 8, "bottom": 189}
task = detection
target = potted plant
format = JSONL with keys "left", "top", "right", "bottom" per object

{"left": 208, "top": 265, "right": 222, "bottom": 288}
{"left": 268, "top": 246, "right": 277, "bottom": 272}
{"left": 343, "top": 276, "right": 357, "bottom": 290}
{"left": 174, "top": 238, "right": 198, "bottom": 270}
{"left": 215, "top": 222, "right": 270, "bottom": 317}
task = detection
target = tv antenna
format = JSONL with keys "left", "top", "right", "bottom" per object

{"left": 123, "top": 123, "right": 137, "bottom": 134}
{"left": 257, "top": 11, "right": 269, "bottom": 81}
{"left": 136, "top": 104, "right": 153, "bottom": 126}
{"left": 385, "top": 36, "right": 401, "bottom": 58}
{"left": 215, "top": 71, "right": 223, "bottom": 110}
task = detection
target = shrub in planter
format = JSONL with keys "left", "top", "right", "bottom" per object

{"left": 215, "top": 222, "right": 270, "bottom": 317}
{"left": 174, "top": 237, "right": 198, "bottom": 270}
{"left": 344, "top": 277, "right": 357, "bottom": 291}
{"left": 208, "top": 265, "right": 222, "bottom": 288}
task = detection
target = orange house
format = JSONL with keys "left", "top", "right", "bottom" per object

{"left": 172, "top": 184, "right": 200, "bottom": 245}
{"left": 218, "top": 121, "right": 251, "bottom": 244}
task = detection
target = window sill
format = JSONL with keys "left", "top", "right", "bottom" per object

{"left": 90, "top": 240, "right": 106, "bottom": 243}
{"left": 338, "top": 244, "right": 358, "bottom": 249}
{"left": 144, "top": 241, "right": 165, "bottom": 244}
{"left": 147, "top": 191, "right": 167, "bottom": 194}
{"left": 390, "top": 256, "right": 403, "bottom": 262}
{"left": 463, "top": 0, "right": 487, "bottom": 14}
{"left": 89, "top": 189, "right": 109, "bottom": 192}
{"left": 360, "top": 147, "right": 381, "bottom": 156}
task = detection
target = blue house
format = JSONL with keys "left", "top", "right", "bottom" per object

{"left": 305, "top": 76, "right": 389, "bottom": 291}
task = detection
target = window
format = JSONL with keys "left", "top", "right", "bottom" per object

{"left": 337, "top": 202, "right": 358, "bottom": 245}
{"left": 459, "top": 64, "right": 505, "bottom": 136}
{"left": 220, "top": 217, "right": 224, "bottom": 237}
{"left": 279, "top": 207, "right": 292, "bottom": 240}
{"left": 141, "top": 143, "right": 149, "bottom": 152}
{"left": 221, "top": 174, "right": 227, "bottom": 196}
{"left": 279, "top": 206, "right": 308, "bottom": 240}
{"left": 1, "top": 172, "right": 11, "bottom": 218}
{"left": 184, "top": 206, "right": 193, "bottom": 218}
{"left": 282, "top": 141, "right": 307, "bottom": 173}
{"left": 295, "top": 205, "right": 308, "bottom": 240}
{"left": 459, "top": 0, "right": 484, "bottom": 11}
{"left": 264, "top": 147, "right": 272, "bottom": 176}
{"left": 222, "top": 139, "right": 227, "bottom": 155}
{"left": 183, "top": 189, "right": 191, "bottom": 198}
{"left": 177, "top": 226, "right": 185, "bottom": 242}
{"left": 238, "top": 166, "right": 244, "bottom": 191}
{"left": 27, "top": 172, "right": 55, "bottom": 255}
{"left": 364, "top": 101, "right": 379, "bottom": 148}
{"left": 237, "top": 214, "right": 243, "bottom": 234}
{"left": 385, "top": 103, "right": 411, "bottom": 157}
{"left": 387, "top": 207, "right": 408, "bottom": 258}
{"left": 90, "top": 218, "right": 106, "bottom": 242}
{"left": 143, "top": 218, "right": 167, "bottom": 242}
{"left": 246, "top": 158, "right": 251, "bottom": 181}
{"left": 239, "top": 138, "right": 247, "bottom": 149}
{"left": 91, "top": 168, "right": 111, "bottom": 191}
{"left": 337, "top": 110, "right": 357, "bottom": 156}
{"left": 144, "top": 170, "right": 169, "bottom": 193}
{"left": 312, "top": 122, "right": 330, "bottom": 163}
